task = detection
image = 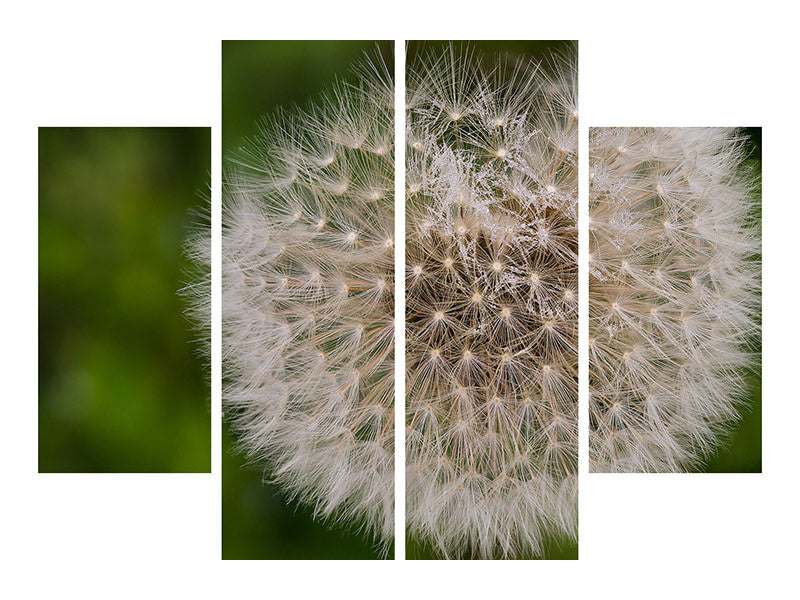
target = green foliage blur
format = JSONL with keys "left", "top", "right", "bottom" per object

{"left": 222, "top": 40, "right": 392, "bottom": 560}
{"left": 407, "top": 40, "right": 576, "bottom": 72}
{"left": 223, "top": 40, "right": 393, "bottom": 161}
{"left": 38, "top": 127, "right": 211, "bottom": 473}
{"left": 406, "top": 534, "right": 578, "bottom": 561}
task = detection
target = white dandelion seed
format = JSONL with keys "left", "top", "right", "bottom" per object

{"left": 207, "top": 51, "right": 395, "bottom": 545}
{"left": 406, "top": 44, "right": 578, "bottom": 559}
{"left": 589, "top": 127, "right": 760, "bottom": 473}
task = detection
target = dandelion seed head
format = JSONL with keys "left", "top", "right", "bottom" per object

{"left": 406, "top": 44, "right": 578, "bottom": 559}
{"left": 589, "top": 127, "right": 760, "bottom": 473}
{"left": 209, "top": 51, "right": 395, "bottom": 544}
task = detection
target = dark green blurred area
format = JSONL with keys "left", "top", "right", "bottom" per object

{"left": 407, "top": 40, "right": 577, "bottom": 71}
{"left": 223, "top": 40, "right": 393, "bottom": 159}
{"left": 222, "top": 425, "right": 388, "bottom": 559}
{"left": 406, "top": 533, "right": 578, "bottom": 561}
{"left": 704, "top": 126, "right": 762, "bottom": 474}
{"left": 704, "top": 374, "right": 761, "bottom": 473}
{"left": 222, "top": 40, "right": 391, "bottom": 560}
{"left": 38, "top": 127, "right": 211, "bottom": 473}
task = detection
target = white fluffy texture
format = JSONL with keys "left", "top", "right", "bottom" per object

{"left": 406, "top": 46, "right": 578, "bottom": 558}
{"left": 589, "top": 127, "right": 760, "bottom": 472}
{"left": 220, "top": 56, "right": 394, "bottom": 543}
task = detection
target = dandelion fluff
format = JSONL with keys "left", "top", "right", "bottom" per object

{"left": 589, "top": 127, "right": 760, "bottom": 473}
{"left": 215, "top": 52, "right": 394, "bottom": 543}
{"left": 405, "top": 45, "right": 578, "bottom": 559}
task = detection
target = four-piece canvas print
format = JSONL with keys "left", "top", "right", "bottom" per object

{"left": 37, "top": 39, "right": 762, "bottom": 560}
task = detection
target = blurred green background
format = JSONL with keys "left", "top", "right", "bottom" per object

{"left": 407, "top": 40, "right": 578, "bottom": 560}
{"left": 406, "top": 533, "right": 578, "bottom": 561}
{"left": 223, "top": 40, "right": 393, "bottom": 161}
{"left": 407, "top": 40, "right": 576, "bottom": 72}
{"left": 704, "top": 372, "right": 761, "bottom": 473}
{"left": 222, "top": 40, "right": 392, "bottom": 560}
{"left": 38, "top": 127, "right": 211, "bottom": 473}
{"left": 703, "top": 127, "right": 762, "bottom": 474}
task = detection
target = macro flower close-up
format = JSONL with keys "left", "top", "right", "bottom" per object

{"left": 589, "top": 127, "right": 761, "bottom": 473}
{"left": 405, "top": 42, "right": 578, "bottom": 559}
{"left": 211, "top": 42, "right": 396, "bottom": 557}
